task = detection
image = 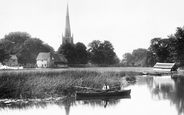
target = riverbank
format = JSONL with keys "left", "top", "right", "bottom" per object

{"left": 0, "top": 69, "right": 138, "bottom": 99}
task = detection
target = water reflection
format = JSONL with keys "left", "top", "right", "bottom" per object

{"left": 151, "top": 76, "right": 175, "bottom": 100}
{"left": 171, "top": 77, "right": 184, "bottom": 115}
{"left": 0, "top": 94, "right": 126, "bottom": 115}
{"left": 76, "top": 95, "right": 130, "bottom": 108}
{"left": 146, "top": 75, "right": 184, "bottom": 115}
{"left": 1, "top": 75, "right": 184, "bottom": 115}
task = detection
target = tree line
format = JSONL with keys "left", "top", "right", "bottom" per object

{"left": 122, "top": 26, "right": 184, "bottom": 67}
{"left": 0, "top": 32, "right": 119, "bottom": 67}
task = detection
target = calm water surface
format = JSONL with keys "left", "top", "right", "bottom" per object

{"left": 0, "top": 75, "right": 184, "bottom": 115}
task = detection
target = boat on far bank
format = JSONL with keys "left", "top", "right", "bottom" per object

{"left": 0, "top": 65, "right": 23, "bottom": 70}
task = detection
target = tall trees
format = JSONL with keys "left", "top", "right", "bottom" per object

{"left": 122, "top": 26, "right": 184, "bottom": 67}
{"left": 75, "top": 42, "right": 88, "bottom": 64}
{"left": 58, "top": 43, "right": 76, "bottom": 64}
{"left": 122, "top": 53, "right": 134, "bottom": 66}
{"left": 88, "top": 40, "right": 118, "bottom": 65}
{"left": 0, "top": 43, "right": 10, "bottom": 64}
{"left": 148, "top": 27, "right": 184, "bottom": 66}
{"left": 1, "top": 32, "right": 54, "bottom": 65}
{"left": 18, "top": 38, "right": 54, "bottom": 64}
{"left": 57, "top": 42, "right": 88, "bottom": 64}
{"left": 122, "top": 48, "right": 156, "bottom": 67}
{"left": 148, "top": 38, "right": 171, "bottom": 62}
{"left": 170, "top": 27, "right": 184, "bottom": 66}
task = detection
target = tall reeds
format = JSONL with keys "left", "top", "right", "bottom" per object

{"left": 0, "top": 70, "right": 137, "bottom": 99}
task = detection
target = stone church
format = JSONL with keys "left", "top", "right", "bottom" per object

{"left": 62, "top": 4, "right": 73, "bottom": 45}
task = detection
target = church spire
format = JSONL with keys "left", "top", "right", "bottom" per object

{"left": 62, "top": 3, "right": 73, "bottom": 45}
{"left": 64, "top": 3, "right": 71, "bottom": 38}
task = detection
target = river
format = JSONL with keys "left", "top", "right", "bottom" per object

{"left": 0, "top": 75, "right": 184, "bottom": 115}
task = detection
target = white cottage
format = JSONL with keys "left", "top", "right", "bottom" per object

{"left": 36, "top": 52, "right": 68, "bottom": 68}
{"left": 36, "top": 52, "right": 51, "bottom": 68}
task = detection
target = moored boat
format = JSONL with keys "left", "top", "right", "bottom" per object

{"left": 76, "top": 94, "right": 131, "bottom": 101}
{"left": 76, "top": 89, "right": 131, "bottom": 98}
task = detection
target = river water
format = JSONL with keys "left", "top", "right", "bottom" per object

{"left": 0, "top": 75, "right": 184, "bottom": 115}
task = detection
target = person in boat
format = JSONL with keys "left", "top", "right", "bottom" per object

{"left": 102, "top": 83, "right": 110, "bottom": 91}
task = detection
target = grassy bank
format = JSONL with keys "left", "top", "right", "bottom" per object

{"left": 0, "top": 69, "right": 138, "bottom": 99}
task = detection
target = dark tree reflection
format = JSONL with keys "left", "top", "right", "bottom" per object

{"left": 146, "top": 75, "right": 184, "bottom": 115}
{"left": 171, "top": 77, "right": 184, "bottom": 115}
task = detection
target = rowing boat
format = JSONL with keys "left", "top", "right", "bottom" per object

{"left": 76, "top": 94, "right": 131, "bottom": 101}
{"left": 76, "top": 89, "right": 131, "bottom": 98}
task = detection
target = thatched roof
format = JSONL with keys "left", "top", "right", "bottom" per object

{"left": 36, "top": 52, "right": 68, "bottom": 63}
{"left": 52, "top": 53, "right": 68, "bottom": 64}
{"left": 10, "top": 55, "right": 18, "bottom": 60}
{"left": 36, "top": 52, "right": 51, "bottom": 60}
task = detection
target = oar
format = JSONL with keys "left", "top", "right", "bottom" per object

{"left": 73, "top": 86, "right": 120, "bottom": 92}
{"left": 73, "top": 86, "right": 100, "bottom": 91}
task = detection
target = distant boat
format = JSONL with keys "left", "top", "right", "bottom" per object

{"left": 76, "top": 89, "right": 131, "bottom": 99}
{"left": 0, "top": 65, "right": 23, "bottom": 70}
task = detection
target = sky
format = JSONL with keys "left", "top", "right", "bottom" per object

{"left": 0, "top": 0, "right": 184, "bottom": 59}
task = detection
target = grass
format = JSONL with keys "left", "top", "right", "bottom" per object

{"left": 0, "top": 68, "right": 139, "bottom": 99}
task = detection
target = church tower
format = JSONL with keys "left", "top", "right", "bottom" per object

{"left": 62, "top": 3, "right": 73, "bottom": 45}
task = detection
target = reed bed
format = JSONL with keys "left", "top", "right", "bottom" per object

{"left": 0, "top": 69, "right": 138, "bottom": 99}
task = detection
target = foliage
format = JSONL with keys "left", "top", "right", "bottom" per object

{"left": 88, "top": 40, "right": 119, "bottom": 65}
{"left": 58, "top": 43, "right": 76, "bottom": 64}
{"left": 0, "top": 32, "right": 54, "bottom": 65}
{"left": 19, "top": 38, "right": 54, "bottom": 64}
{"left": 75, "top": 42, "right": 88, "bottom": 64}
{"left": 0, "top": 44, "right": 10, "bottom": 64}
{"left": 148, "top": 38, "right": 174, "bottom": 63}
{"left": 148, "top": 26, "right": 184, "bottom": 67}
{"left": 58, "top": 42, "right": 89, "bottom": 65}
{"left": 170, "top": 27, "right": 184, "bottom": 66}
{"left": 122, "top": 53, "right": 134, "bottom": 66}
{"left": 123, "top": 26, "right": 184, "bottom": 67}
{"left": 122, "top": 48, "right": 156, "bottom": 67}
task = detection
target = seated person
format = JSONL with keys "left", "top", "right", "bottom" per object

{"left": 102, "top": 83, "right": 110, "bottom": 91}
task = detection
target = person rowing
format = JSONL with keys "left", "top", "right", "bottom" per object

{"left": 102, "top": 83, "right": 110, "bottom": 91}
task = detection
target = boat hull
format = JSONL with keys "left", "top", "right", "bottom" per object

{"left": 76, "top": 95, "right": 131, "bottom": 101}
{"left": 76, "top": 89, "right": 131, "bottom": 98}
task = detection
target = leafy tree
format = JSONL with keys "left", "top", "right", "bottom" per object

{"left": 122, "top": 53, "right": 134, "bottom": 66}
{"left": 100, "top": 41, "right": 117, "bottom": 64}
{"left": 145, "top": 51, "right": 157, "bottom": 67}
{"left": 133, "top": 48, "right": 156, "bottom": 67}
{"left": 170, "top": 27, "right": 184, "bottom": 66}
{"left": 4, "top": 32, "right": 31, "bottom": 53}
{"left": 75, "top": 42, "right": 88, "bottom": 64}
{"left": 58, "top": 43, "right": 76, "bottom": 64}
{"left": 17, "top": 38, "right": 54, "bottom": 64}
{"left": 0, "top": 43, "right": 10, "bottom": 64}
{"left": 17, "top": 46, "right": 33, "bottom": 64}
{"left": 88, "top": 40, "right": 102, "bottom": 64}
{"left": 132, "top": 48, "right": 148, "bottom": 66}
{"left": 122, "top": 48, "right": 156, "bottom": 67}
{"left": 148, "top": 38, "right": 172, "bottom": 63}
{"left": 148, "top": 27, "right": 184, "bottom": 66}
{"left": 1, "top": 32, "right": 54, "bottom": 65}
{"left": 88, "top": 40, "right": 118, "bottom": 65}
